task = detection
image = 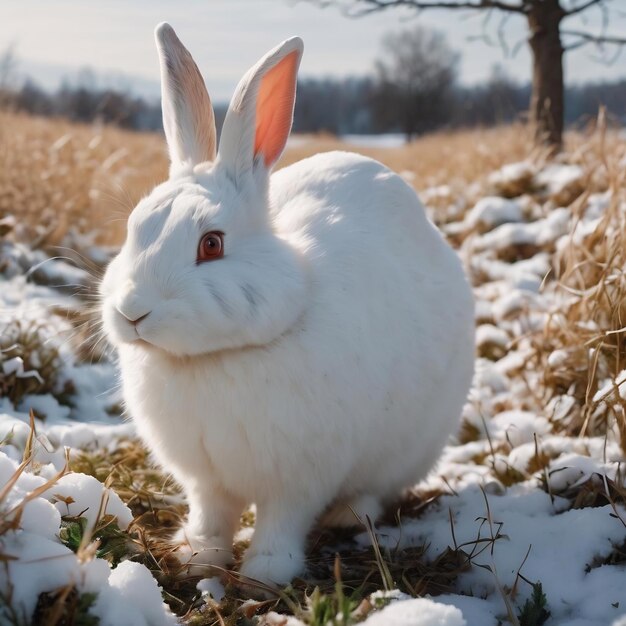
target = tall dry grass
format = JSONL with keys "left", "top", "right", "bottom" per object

{"left": 0, "top": 112, "right": 168, "bottom": 246}
{"left": 282, "top": 125, "right": 539, "bottom": 188}
{"left": 529, "top": 115, "right": 626, "bottom": 446}
{"left": 0, "top": 112, "right": 555, "bottom": 248}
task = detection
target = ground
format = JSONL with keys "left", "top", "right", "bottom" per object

{"left": 0, "top": 111, "right": 625, "bottom": 626}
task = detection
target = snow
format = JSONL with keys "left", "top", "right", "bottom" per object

{"left": 18, "top": 392, "right": 71, "bottom": 419}
{"left": 341, "top": 133, "right": 406, "bottom": 148}
{"left": 466, "top": 197, "right": 524, "bottom": 231}
{"left": 0, "top": 450, "right": 174, "bottom": 625}
{"left": 475, "top": 207, "right": 571, "bottom": 252}
{"left": 487, "top": 410, "right": 552, "bottom": 446}
{"left": 197, "top": 576, "right": 226, "bottom": 602}
{"left": 476, "top": 324, "right": 509, "bottom": 350}
{"left": 357, "top": 475, "right": 625, "bottom": 623}
{"left": 362, "top": 597, "right": 466, "bottom": 626}
{"left": 535, "top": 163, "right": 584, "bottom": 198}
{"left": 287, "top": 133, "right": 408, "bottom": 149}
{"left": 593, "top": 369, "right": 626, "bottom": 402}
{"left": 31, "top": 256, "right": 90, "bottom": 288}
{"left": 488, "top": 161, "right": 535, "bottom": 190}
{"left": 47, "top": 471, "right": 133, "bottom": 530}
{"left": 486, "top": 161, "right": 584, "bottom": 204}
{"left": 2, "top": 357, "right": 41, "bottom": 382}
{"left": 91, "top": 561, "right": 178, "bottom": 626}
{"left": 2, "top": 532, "right": 81, "bottom": 618}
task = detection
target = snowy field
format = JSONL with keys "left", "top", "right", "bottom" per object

{"left": 287, "top": 133, "right": 407, "bottom": 149}
{"left": 1, "top": 137, "right": 626, "bottom": 625}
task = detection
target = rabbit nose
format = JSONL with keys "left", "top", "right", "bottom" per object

{"left": 116, "top": 281, "right": 152, "bottom": 325}
{"left": 119, "top": 309, "right": 151, "bottom": 326}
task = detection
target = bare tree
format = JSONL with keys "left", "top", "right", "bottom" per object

{"left": 307, "top": 0, "right": 626, "bottom": 151}
{"left": 372, "top": 26, "right": 458, "bottom": 140}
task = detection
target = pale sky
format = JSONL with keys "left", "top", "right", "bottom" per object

{"left": 2, "top": 0, "right": 626, "bottom": 103}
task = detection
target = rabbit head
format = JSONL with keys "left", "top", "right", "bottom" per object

{"left": 101, "top": 24, "right": 306, "bottom": 357}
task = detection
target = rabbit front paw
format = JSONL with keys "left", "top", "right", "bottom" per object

{"left": 239, "top": 550, "right": 305, "bottom": 588}
{"left": 173, "top": 526, "right": 233, "bottom": 576}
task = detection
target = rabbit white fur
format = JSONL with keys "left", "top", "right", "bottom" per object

{"left": 101, "top": 23, "right": 475, "bottom": 587}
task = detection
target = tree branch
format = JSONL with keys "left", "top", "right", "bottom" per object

{"left": 309, "top": 0, "right": 526, "bottom": 16}
{"left": 561, "top": 29, "right": 626, "bottom": 47}
{"left": 562, "top": 0, "right": 604, "bottom": 19}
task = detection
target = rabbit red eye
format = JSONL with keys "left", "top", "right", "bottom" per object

{"left": 197, "top": 231, "right": 224, "bottom": 263}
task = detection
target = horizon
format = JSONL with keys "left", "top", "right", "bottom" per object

{"left": 2, "top": 0, "right": 626, "bottom": 104}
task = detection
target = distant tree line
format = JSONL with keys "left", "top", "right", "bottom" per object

{"left": 295, "top": 73, "right": 626, "bottom": 137}
{"left": 5, "top": 78, "right": 163, "bottom": 130}
{"left": 2, "top": 27, "right": 626, "bottom": 140}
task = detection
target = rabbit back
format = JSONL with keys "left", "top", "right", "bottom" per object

{"left": 268, "top": 150, "right": 475, "bottom": 493}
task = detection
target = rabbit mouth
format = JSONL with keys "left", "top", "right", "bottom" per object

{"left": 103, "top": 300, "right": 204, "bottom": 357}
{"left": 133, "top": 338, "right": 154, "bottom": 350}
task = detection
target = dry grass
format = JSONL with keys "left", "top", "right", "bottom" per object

{"left": 282, "top": 124, "right": 538, "bottom": 189}
{"left": 0, "top": 111, "right": 168, "bottom": 246}
{"left": 522, "top": 116, "right": 626, "bottom": 445}
{"left": 0, "top": 320, "right": 69, "bottom": 407}
{"left": 0, "top": 111, "right": 578, "bottom": 249}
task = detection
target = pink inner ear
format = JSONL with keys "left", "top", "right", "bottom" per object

{"left": 254, "top": 50, "right": 299, "bottom": 167}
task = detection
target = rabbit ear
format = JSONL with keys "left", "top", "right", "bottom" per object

{"left": 155, "top": 23, "right": 217, "bottom": 172}
{"left": 219, "top": 37, "right": 303, "bottom": 183}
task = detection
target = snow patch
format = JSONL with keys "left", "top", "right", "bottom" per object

{"left": 362, "top": 597, "right": 466, "bottom": 626}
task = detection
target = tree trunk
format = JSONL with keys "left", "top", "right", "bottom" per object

{"left": 527, "top": 0, "right": 565, "bottom": 152}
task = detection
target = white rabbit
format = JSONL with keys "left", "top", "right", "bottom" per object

{"left": 100, "top": 22, "right": 475, "bottom": 588}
